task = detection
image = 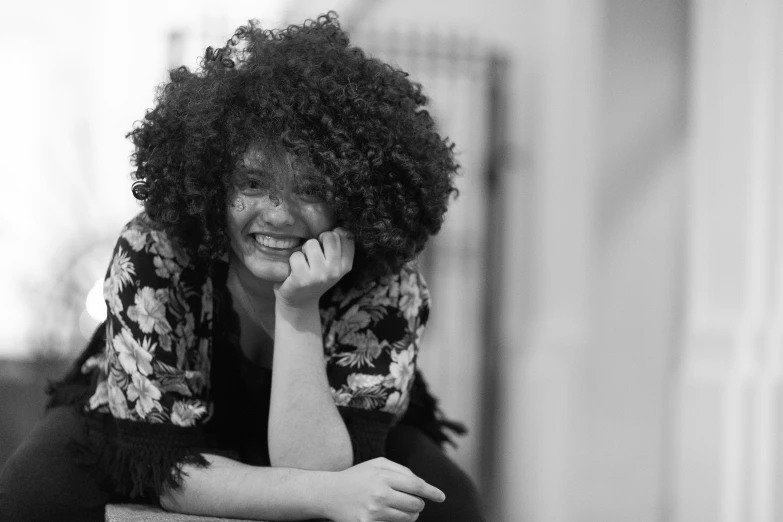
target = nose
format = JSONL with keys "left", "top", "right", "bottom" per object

{"left": 260, "top": 192, "right": 296, "bottom": 227}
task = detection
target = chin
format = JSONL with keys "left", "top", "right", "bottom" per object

{"left": 229, "top": 242, "right": 292, "bottom": 283}
{"left": 246, "top": 260, "right": 291, "bottom": 282}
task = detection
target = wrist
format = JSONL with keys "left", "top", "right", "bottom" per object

{"left": 305, "top": 470, "right": 338, "bottom": 520}
{"left": 273, "top": 300, "right": 323, "bottom": 348}
{"left": 275, "top": 299, "right": 320, "bottom": 320}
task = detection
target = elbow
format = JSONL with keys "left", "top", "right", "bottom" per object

{"left": 159, "top": 488, "right": 183, "bottom": 513}
{"left": 321, "top": 450, "right": 353, "bottom": 471}
{"left": 268, "top": 418, "right": 355, "bottom": 470}
{"left": 306, "top": 456, "right": 352, "bottom": 472}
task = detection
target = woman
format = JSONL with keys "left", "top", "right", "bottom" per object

{"left": 0, "top": 13, "right": 484, "bottom": 522}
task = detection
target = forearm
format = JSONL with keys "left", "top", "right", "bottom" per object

{"left": 160, "top": 454, "right": 329, "bottom": 520}
{"left": 268, "top": 302, "right": 353, "bottom": 470}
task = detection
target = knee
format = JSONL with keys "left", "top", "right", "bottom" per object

{"left": 0, "top": 438, "right": 65, "bottom": 520}
{"left": 0, "top": 407, "right": 107, "bottom": 521}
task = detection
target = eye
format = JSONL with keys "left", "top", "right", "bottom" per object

{"left": 236, "top": 174, "right": 269, "bottom": 195}
{"left": 295, "top": 192, "right": 325, "bottom": 204}
{"left": 293, "top": 182, "right": 328, "bottom": 204}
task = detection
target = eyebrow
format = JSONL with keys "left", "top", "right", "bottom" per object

{"left": 243, "top": 148, "right": 275, "bottom": 168}
{"left": 235, "top": 166, "right": 268, "bottom": 176}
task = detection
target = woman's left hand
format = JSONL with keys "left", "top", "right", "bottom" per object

{"left": 274, "top": 227, "right": 354, "bottom": 309}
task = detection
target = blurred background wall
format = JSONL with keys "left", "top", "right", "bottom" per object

{"left": 1, "top": 1, "right": 781, "bottom": 521}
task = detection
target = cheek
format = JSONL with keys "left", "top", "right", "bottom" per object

{"left": 227, "top": 195, "right": 250, "bottom": 238}
{"left": 306, "top": 203, "right": 335, "bottom": 233}
{"left": 230, "top": 194, "right": 248, "bottom": 212}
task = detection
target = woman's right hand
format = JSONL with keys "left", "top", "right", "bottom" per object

{"left": 319, "top": 457, "right": 445, "bottom": 522}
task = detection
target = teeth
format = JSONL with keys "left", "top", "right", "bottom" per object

{"left": 255, "top": 234, "right": 300, "bottom": 249}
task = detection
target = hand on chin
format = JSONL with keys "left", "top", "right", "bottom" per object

{"left": 245, "top": 256, "right": 292, "bottom": 283}
{"left": 274, "top": 228, "right": 355, "bottom": 309}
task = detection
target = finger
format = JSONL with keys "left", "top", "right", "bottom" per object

{"left": 301, "top": 238, "right": 325, "bottom": 271}
{"left": 378, "top": 507, "right": 420, "bottom": 522}
{"left": 288, "top": 251, "right": 309, "bottom": 275}
{"left": 387, "top": 474, "right": 445, "bottom": 503}
{"left": 333, "top": 226, "right": 353, "bottom": 239}
{"left": 385, "top": 490, "right": 426, "bottom": 513}
{"left": 370, "top": 458, "right": 415, "bottom": 476}
{"left": 319, "top": 231, "right": 341, "bottom": 266}
{"left": 336, "top": 229, "right": 355, "bottom": 272}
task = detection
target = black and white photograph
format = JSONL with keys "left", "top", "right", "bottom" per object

{"left": 0, "top": 1, "right": 780, "bottom": 521}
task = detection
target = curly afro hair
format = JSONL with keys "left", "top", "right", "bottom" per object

{"left": 128, "top": 12, "right": 459, "bottom": 285}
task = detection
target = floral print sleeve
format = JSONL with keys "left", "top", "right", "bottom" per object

{"left": 82, "top": 214, "right": 215, "bottom": 500}
{"left": 323, "top": 263, "right": 430, "bottom": 462}
{"left": 89, "top": 215, "right": 213, "bottom": 426}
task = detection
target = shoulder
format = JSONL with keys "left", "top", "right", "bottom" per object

{"left": 327, "top": 262, "right": 430, "bottom": 317}
{"left": 116, "top": 213, "right": 192, "bottom": 271}
{"left": 91, "top": 213, "right": 215, "bottom": 423}
{"left": 103, "top": 212, "right": 212, "bottom": 348}
{"left": 105, "top": 212, "right": 200, "bottom": 291}
{"left": 323, "top": 263, "right": 429, "bottom": 417}
{"left": 322, "top": 263, "right": 430, "bottom": 356}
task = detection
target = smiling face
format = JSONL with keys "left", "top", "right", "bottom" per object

{"left": 226, "top": 144, "right": 335, "bottom": 284}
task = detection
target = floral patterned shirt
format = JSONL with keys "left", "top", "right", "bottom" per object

{"left": 84, "top": 213, "right": 429, "bottom": 444}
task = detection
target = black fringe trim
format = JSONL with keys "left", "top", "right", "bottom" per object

{"left": 71, "top": 412, "right": 210, "bottom": 502}
{"left": 338, "top": 407, "right": 395, "bottom": 463}
{"left": 45, "top": 381, "right": 93, "bottom": 410}
{"left": 43, "top": 321, "right": 215, "bottom": 503}
{"left": 401, "top": 370, "right": 468, "bottom": 448}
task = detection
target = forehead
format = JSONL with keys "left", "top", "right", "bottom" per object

{"left": 238, "top": 142, "right": 321, "bottom": 186}
{"left": 241, "top": 144, "right": 284, "bottom": 170}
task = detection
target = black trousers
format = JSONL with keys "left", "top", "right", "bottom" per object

{"left": 0, "top": 406, "right": 484, "bottom": 522}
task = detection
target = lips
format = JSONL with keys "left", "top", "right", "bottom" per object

{"left": 253, "top": 233, "right": 303, "bottom": 250}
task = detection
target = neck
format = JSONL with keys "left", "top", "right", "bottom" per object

{"left": 226, "top": 254, "right": 278, "bottom": 315}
